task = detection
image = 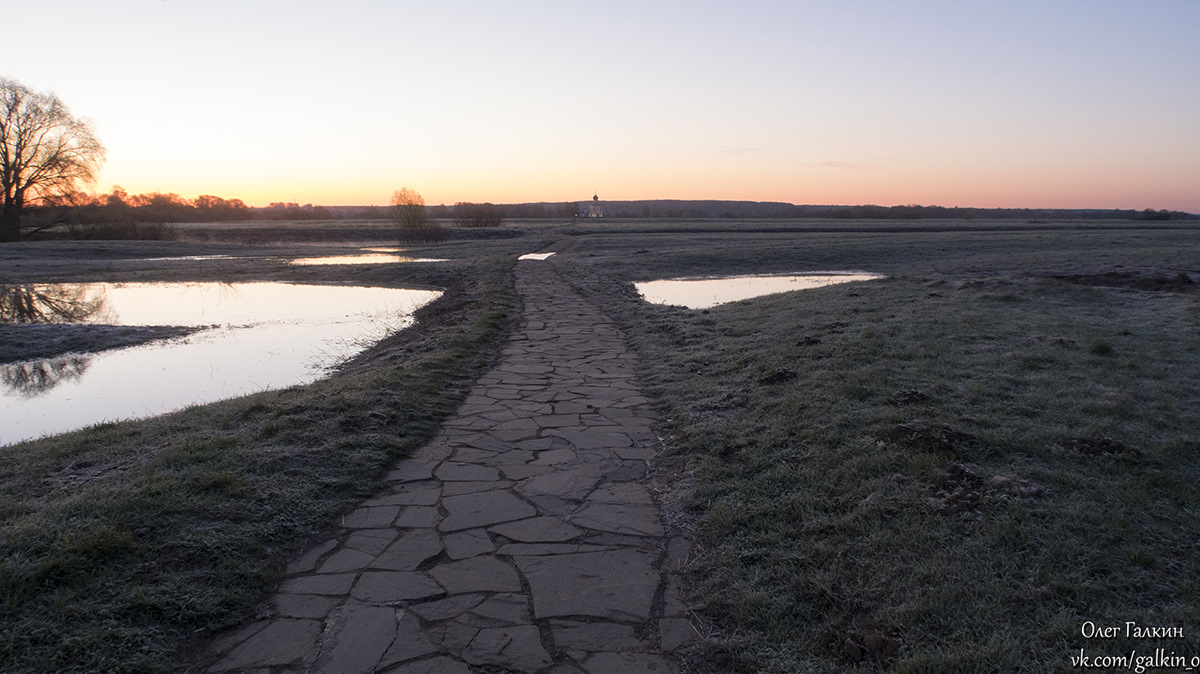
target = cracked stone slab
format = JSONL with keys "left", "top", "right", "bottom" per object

{"left": 588, "top": 482, "right": 654, "bottom": 505}
{"left": 516, "top": 470, "right": 598, "bottom": 501}
{"left": 464, "top": 625, "right": 553, "bottom": 671}
{"left": 371, "top": 528, "right": 443, "bottom": 571}
{"left": 571, "top": 501, "right": 664, "bottom": 537}
{"left": 470, "top": 593, "right": 532, "bottom": 625}
{"left": 519, "top": 493, "right": 579, "bottom": 518}
{"left": 274, "top": 593, "right": 339, "bottom": 620}
{"left": 460, "top": 433, "right": 512, "bottom": 453}
{"left": 373, "top": 485, "right": 442, "bottom": 506}
{"left": 439, "top": 490, "right": 537, "bottom": 531}
{"left": 543, "top": 429, "right": 633, "bottom": 450}
{"left": 312, "top": 604, "right": 397, "bottom": 673}
{"left": 435, "top": 622, "right": 480, "bottom": 652}
{"left": 388, "top": 656, "right": 473, "bottom": 674}
{"left": 499, "top": 464, "right": 554, "bottom": 480}
{"left": 343, "top": 528, "right": 401, "bottom": 556}
{"left": 409, "top": 594, "right": 485, "bottom": 621}
{"left": 582, "top": 652, "right": 678, "bottom": 674}
{"left": 482, "top": 449, "right": 537, "bottom": 466}
{"left": 489, "top": 516, "right": 583, "bottom": 543}
{"left": 442, "top": 528, "right": 495, "bottom": 560}
{"left": 514, "top": 550, "right": 659, "bottom": 621}
{"left": 550, "top": 620, "right": 644, "bottom": 651}
{"left": 316, "top": 548, "right": 375, "bottom": 574}
{"left": 515, "top": 436, "right": 575, "bottom": 452}
{"left": 379, "top": 611, "right": 439, "bottom": 668}
{"left": 342, "top": 506, "right": 400, "bottom": 529}
{"left": 351, "top": 571, "right": 444, "bottom": 603}
{"left": 428, "top": 556, "right": 521, "bottom": 594}
{"left": 442, "top": 479, "right": 514, "bottom": 496}
{"left": 496, "top": 543, "right": 616, "bottom": 556}
{"left": 279, "top": 573, "right": 356, "bottom": 596}
{"left": 396, "top": 505, "right": 441, "bottom": 528}
{"left": 532, "top": 448, "right": 578, "bottom": 465}
{"left": 435, "top": 462, "right": 502, "bottom": 482}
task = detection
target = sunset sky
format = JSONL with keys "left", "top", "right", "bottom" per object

{"left": 5, "top": 1, "right": 1198, "bottom": 211}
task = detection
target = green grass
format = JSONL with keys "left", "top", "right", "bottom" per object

{"left": 559, "top": 219, "right": 1200, "bottom": 672}
{"left": 0, "top": 241, "right": 523, "bottom": 671}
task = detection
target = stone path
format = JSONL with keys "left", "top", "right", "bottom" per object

{"left": 205, "top": 260, "right": 694, "bottom": 673}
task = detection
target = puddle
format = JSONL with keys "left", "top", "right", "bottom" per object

{"left": 139, "top": 254, "right": 237, "bottom": 262}
{"left": 636, "top": 272, "right": 883, "bottom": 309}
{"left": 290, "top": 253, "right": 446, "bottom": 265}
{"left": 518, "top": 252, "right": 556, "bottom": 260}
{"left": 1, "top": 282, "right": 441, "bottom": 446}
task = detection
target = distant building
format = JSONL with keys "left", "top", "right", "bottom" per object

{"left": 588, "top": 194, "right": 603, "bottom": 218}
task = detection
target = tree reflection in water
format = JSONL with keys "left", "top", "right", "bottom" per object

{"left": 2, "top": 355, "right": 92, "bottom": 396}
{"left": 0, "top": 284, "right": 109, "bottom": 396}
{"left": 0, "top": 284, "right": 113, "bottom": 324}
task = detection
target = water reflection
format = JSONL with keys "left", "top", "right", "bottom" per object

{"left": 1, "top": 282, "right": 442, "bottom": 446}
{"left": 2, "top": 355, "right": 91, "bottom": 396}
{"left": 0, "top": 284, "right": 114, "bottom": 324}
{"left": 290, "top": 253, "right": 446, "bottom": 266}
{"left": 139, "top": 255, "right": 235, "bottom": 262}
{"left": 636, "top": 273, "right": 884, "bottom": 309}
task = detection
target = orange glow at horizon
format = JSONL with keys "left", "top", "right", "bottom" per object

{"left": 98, "top": 140, "right": 1200, "bottom": 213}
{"left": 87, "top": 175, "right": 1200, "bottom": 213}
{"left": 8, "top": 2, "right": 1196, "bottom": 216}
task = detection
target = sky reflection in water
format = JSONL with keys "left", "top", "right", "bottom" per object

{"left": 0, "top": 282, "right": 440, "bottom": 446}
{"left": 290, "top": 253, "right": 447, "bottom": 266}
{"left": 636, "top": 273, "right": 883, "bottom": 310}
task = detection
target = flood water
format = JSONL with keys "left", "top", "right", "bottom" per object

{"left": 636, "top": 273, "right": 883, "bottom": 309}
{"left": 290, "top": 253, "right": 447, "bottom": 265}
{"left": 1, "top": 282, "right": 441, "bottom": 446}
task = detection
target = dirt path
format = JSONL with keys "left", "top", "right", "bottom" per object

{"left": 205, "top": 259, "right": 693, "bottom": 673}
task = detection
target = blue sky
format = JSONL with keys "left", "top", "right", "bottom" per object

{"left": 4, "top": 0, "right": 1198, "bottom": 210}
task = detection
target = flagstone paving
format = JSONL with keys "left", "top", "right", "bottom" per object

{"left": 205, "top": 259, "right": 695, "bottom": 673}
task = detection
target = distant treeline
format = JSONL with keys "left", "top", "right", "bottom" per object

{"left": 512, "top": 199, "right": 1197, "bottom": 221}
{"left": 31, "top": 190, "right": 1196, "bottom": 226}
{"left": 39, "top": 188, "right": 357, "bottom": 224}
{"left": 35, "top": 189, "right": 516, "bottom": 225}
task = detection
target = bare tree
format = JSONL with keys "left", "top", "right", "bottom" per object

{"left": 391, "top": 187, "right": 447, "bottom": 241}
{"left": 1, "top": 78, "right": 105, "bottom": 242}
{"left": 390, "top": 187, "right": 428, "bottom": 228}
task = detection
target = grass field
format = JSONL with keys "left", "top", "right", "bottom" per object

{"left": 557, "top": 219, "right": 1200, "bottom": 672}
{"left": 2, "top": 218, "right": 1198, "bottom": 671}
